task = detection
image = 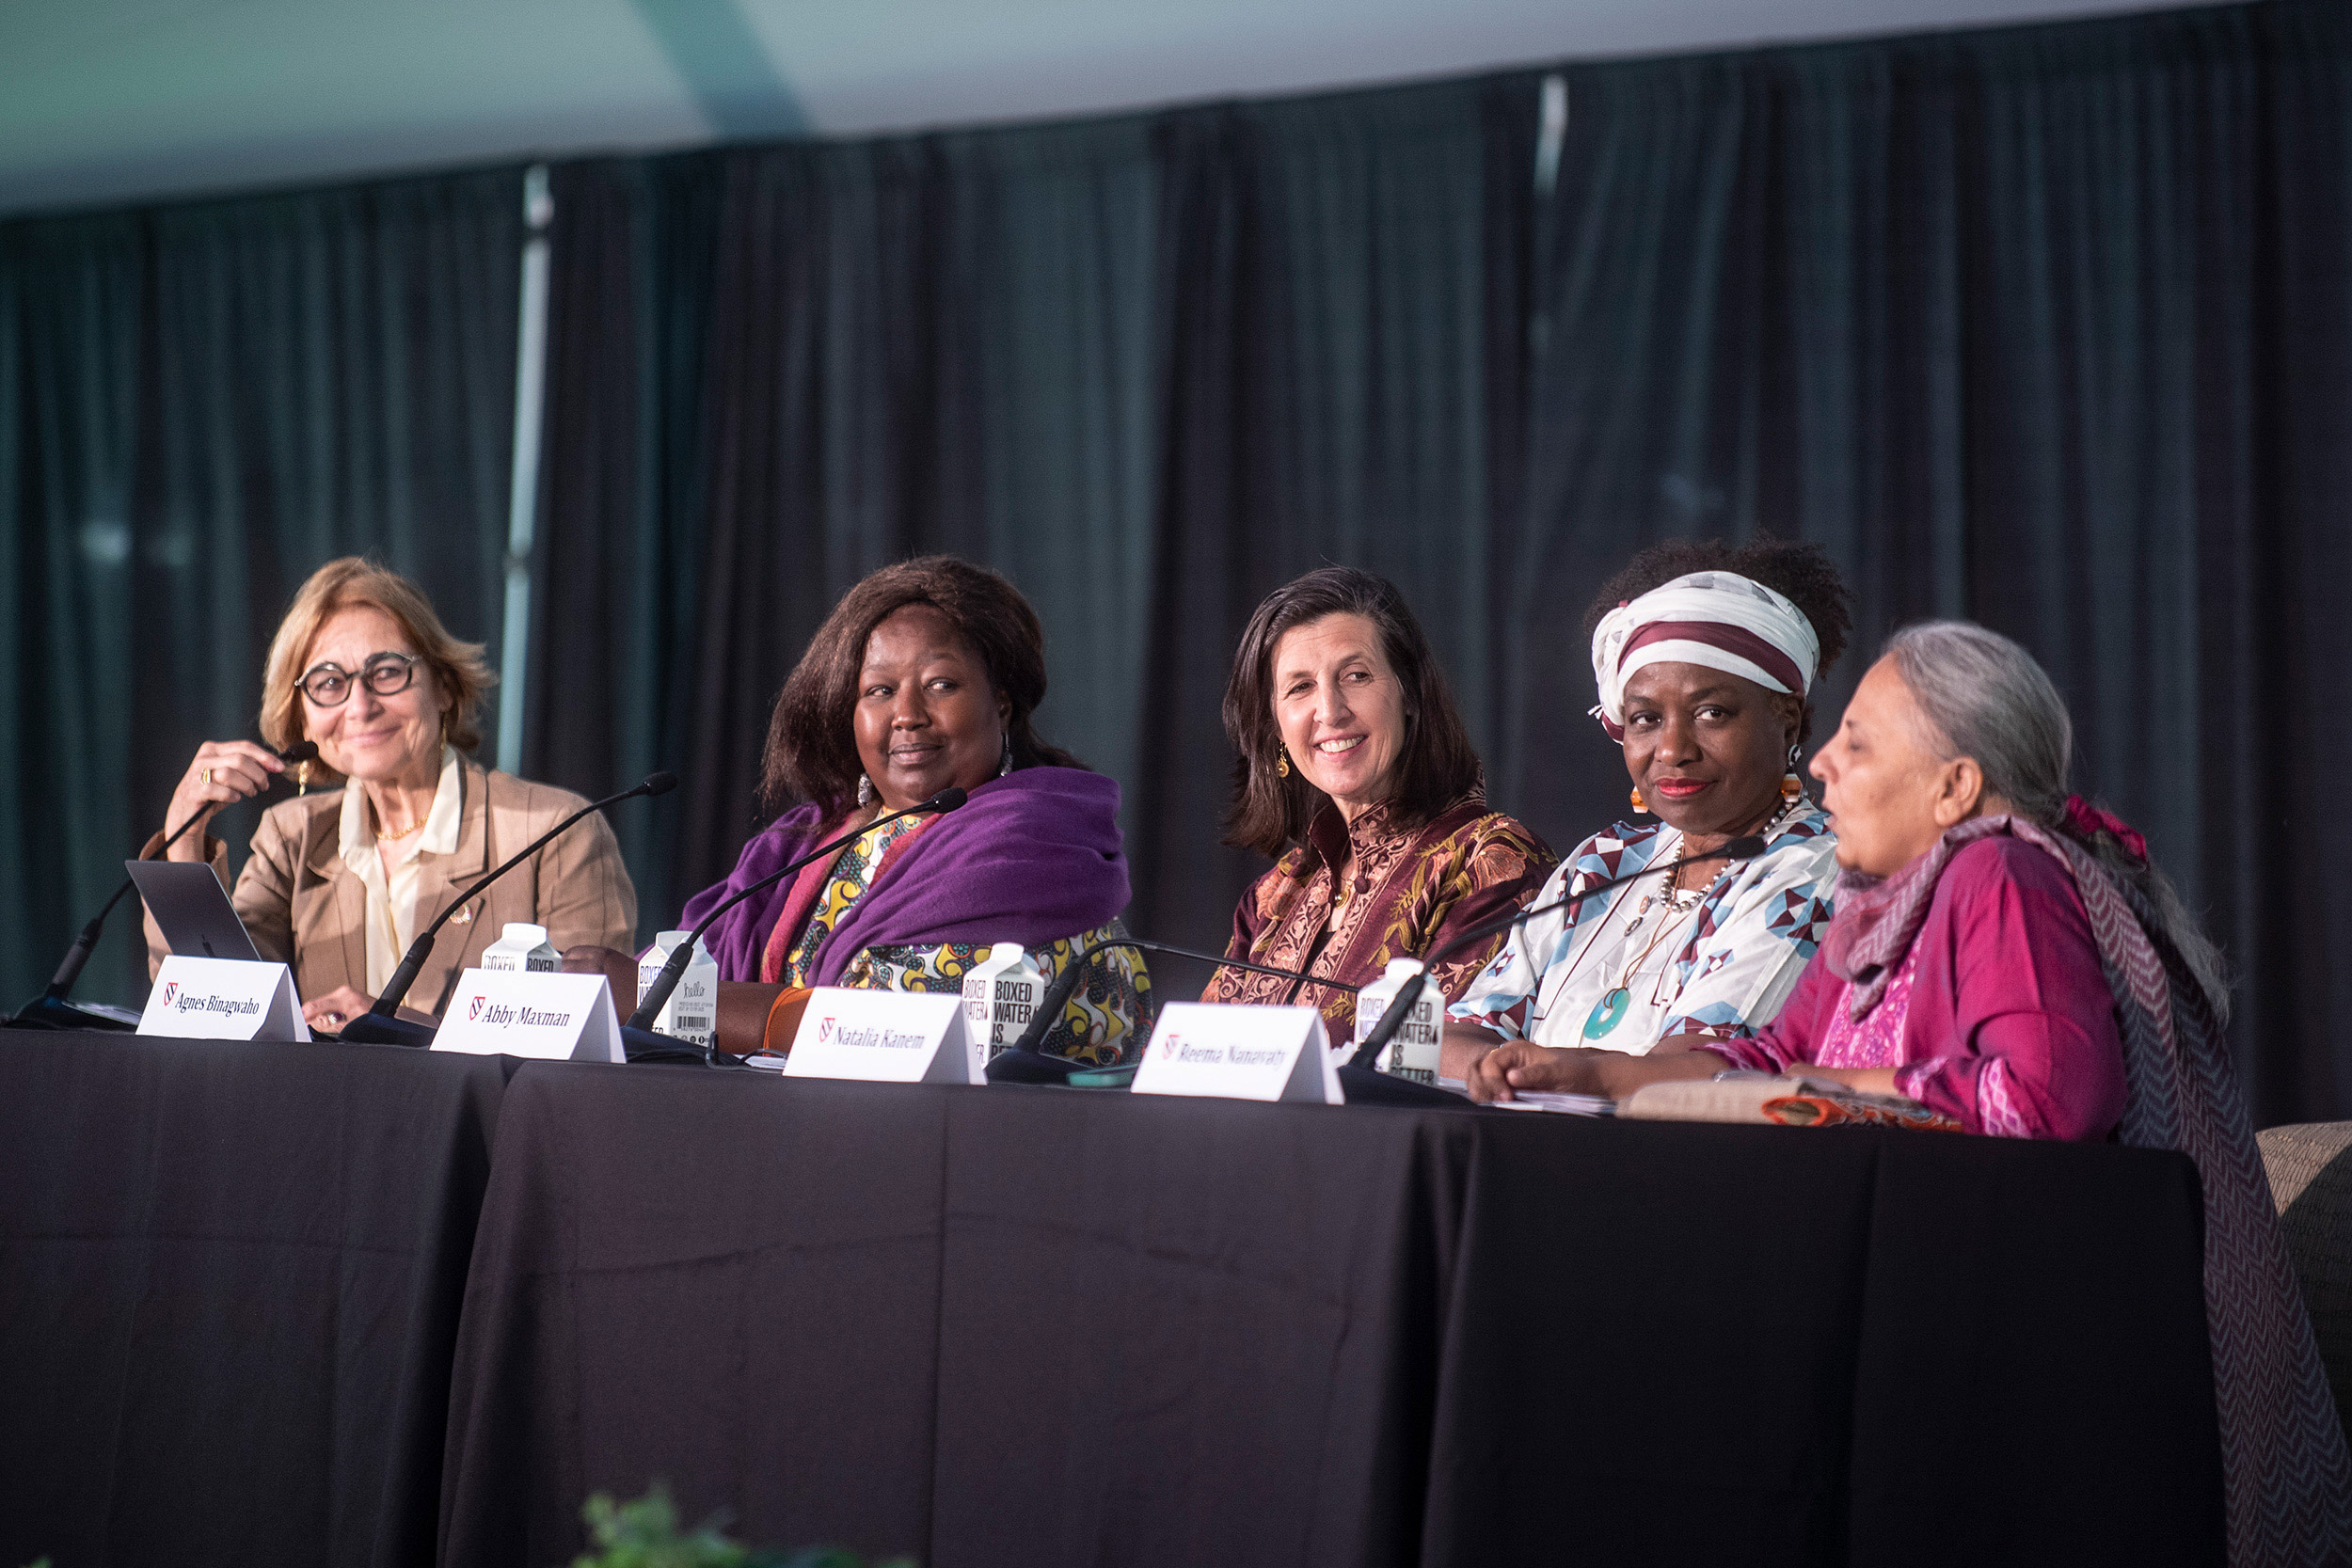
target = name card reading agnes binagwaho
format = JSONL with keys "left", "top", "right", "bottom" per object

{"left": 784, "top": 988, "right": 978, "bottom": 1084}
{"left": 137, "top": 955, "right": 310, "bottom": 1042}
{"left": 430, "top": 969, "right": 623, "bottom": 1062}
{"left": 1129, "top": 1002, "right": 1339, "bottom": 1104}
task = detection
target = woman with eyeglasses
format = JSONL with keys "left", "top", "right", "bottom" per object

{"left": 147, "top": 557, "right": 638, "bottom": 1032}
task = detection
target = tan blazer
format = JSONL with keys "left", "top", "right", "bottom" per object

{"left": 143, "top": 756, "right": 638, "bottom": 1018}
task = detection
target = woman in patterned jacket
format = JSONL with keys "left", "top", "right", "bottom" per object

{"left": 1202, "top": 566, "right": 1554, "bottom": 1039}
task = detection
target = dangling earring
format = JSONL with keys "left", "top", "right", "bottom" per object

{"left": 1629, "top": 786, "right": 1647, "bottom": 814}
{"left": 1782, "top": 741, "right": 1804, "bottom": 801}
{"left": 1276, "top": 746, "right": 1291, "bottom": 779}
{"left": 998, "top": 733, "right": 1013, "bottom": 778}
{"left": 294, "top": 758, "right": 312, "bottom": 797}
{"left": 856, "top": 772, "right": 874, "bottom": 807}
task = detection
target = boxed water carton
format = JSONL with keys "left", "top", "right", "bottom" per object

{"left": 637, "top": 930, "right": 718, "bottom": 1049}
{"left": 480, "top": 922, "right": 559, "bottom": 974}
{"left": 1352, "top": 958, "right": 1442, "bottom": 1085}
{"left": 961, "top": 942, "right": 1049, "bottom": 1061}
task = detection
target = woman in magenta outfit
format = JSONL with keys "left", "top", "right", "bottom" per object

{"left": 1471, "top": 620, "right": 2352, "bottom": 1568}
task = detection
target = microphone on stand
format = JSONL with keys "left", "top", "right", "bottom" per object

{"left": 339, "top": 771, "right": 677, "bottom": 1048}
{"left": 621, "top": 785, "right": 969, "bottom": 1065}
{"left": 983, "top": 938, "right": 1361, "bottom": 1085}
{"left": 1344, "top": 834, "right": 1771, "bottom": 1080}
{"left": 9, "top": 741, "right": 321, "bottom": 1033}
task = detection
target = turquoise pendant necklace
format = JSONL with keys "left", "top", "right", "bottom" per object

{"left": 1583, "top": 987, "right": 1631, "bottom": 1038}
{"left": 1583, "top": 832, "right": 1708, "bottom": 1040}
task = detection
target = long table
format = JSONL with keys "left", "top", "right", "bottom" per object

{"left": 1, "top": 1035, "right": 2225, "bottom": 1567}
{"left": 437, "top": 1066, "right": 2224, "bottom": 1568}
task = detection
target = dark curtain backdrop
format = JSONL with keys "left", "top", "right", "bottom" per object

{"left": 0, "top": 171, "right": 519, "bottom": 1007}
{"left": 1506, "top": 1, "right": 2352, "bottom": 1126}
{"left": 7, "top": 5, "right": 2350, "bottom": 1126}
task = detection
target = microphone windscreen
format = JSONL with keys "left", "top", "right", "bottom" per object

{"left": 1721, "top": 834, "right": 1768, "bottom": 861}
{"left": 927, "top": 786, "right": 970, "bottom": 812}
{"left": 642, "top": 771, "right": 678, "bottom": 797}
{"left": 279, "top": 740, "right": 320, "bottom": 764}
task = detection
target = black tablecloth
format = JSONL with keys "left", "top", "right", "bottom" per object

{"left": 440, "top": 1069, "right": 2223, "bottom": 1568}
{"left": 0, "top": 1032, "right": 511, "bottom": 1568}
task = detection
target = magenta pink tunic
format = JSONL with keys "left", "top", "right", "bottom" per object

{"left": 1709, "top": 838, "right": 2128, "bottom": 1140}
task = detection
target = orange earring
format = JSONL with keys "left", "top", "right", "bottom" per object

{"left": 1781, "top": 772, "right": 1804, "bottom": 800}
{"left": 1277, "top": 746, "right": 1291, "bottom": 779}
{"left": 1629, "top": 786, "right": 1647, "bottom": 814}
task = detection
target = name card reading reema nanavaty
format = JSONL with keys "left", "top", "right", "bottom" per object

{"left": 785, "top": 988, "right": 977, "bottom": 1084}
{"left": 1130, "top": 1002, "right": 1339, "bottom": 1103}
{"left": 138, "top": 955, "right": 310, "bottom": 1042}
{"left": 431, "top": 969, "right": 623, "bottom": 1062}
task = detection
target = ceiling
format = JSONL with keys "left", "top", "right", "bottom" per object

{"left": 0, "top": 0, "right": 2201, "bottom": 217}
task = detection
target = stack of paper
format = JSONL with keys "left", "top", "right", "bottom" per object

{"left": 1495, "top": 1091, "right": 1616, "bottom": 1116}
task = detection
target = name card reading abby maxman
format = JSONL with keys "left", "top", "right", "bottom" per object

{"left": 138, "top": 955, "right": 310, "bottom": 1042}
{"left": 430, "top": 969, "right": 623, "bottom": 1062}
{"left": 1130, "top": 1002, "right": 1339, "bottom": 1104}
{"left": 784, "top": 988, "right": 979, "bottom": 1084}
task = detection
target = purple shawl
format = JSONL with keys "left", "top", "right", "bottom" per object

{"left": 675, "top": 768, "right": 1131, "bottom": 985}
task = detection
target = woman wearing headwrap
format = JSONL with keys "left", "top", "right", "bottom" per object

{"left": 1444, "top": 537, "right": 1851, "bottom": 1077}
{"left": 1471, "top": 620, "right": 2352, "bottom": 1568}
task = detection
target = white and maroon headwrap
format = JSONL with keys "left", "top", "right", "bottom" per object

{"left": 1588, "top": 570, "right": 1820, "bottom": 741}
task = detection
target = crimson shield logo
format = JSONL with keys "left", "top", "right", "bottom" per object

{"left": 817, "top": 1016, "right": 836, "bottom": 1043}
{"left": 1159, "top": 1031, "right": 1182, "bottom": 1061}
{"left": 469, "top": 995, "right": 485, "bottom": 1022}
{"left": 160, "top": 982, "right": 178, "bottom": 1006}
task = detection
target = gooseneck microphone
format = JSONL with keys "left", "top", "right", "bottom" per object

{"left": 339, "top": 771, "right": 677, "bottom": 1047}
{"left": 983, "top": 938, "right": 1362, "bottom": 1085}
{"left": 1346, "top": 834, "right": 1769, "bottom": 1071}
{"left": 624, "top": 785, "right": 969, "bottom": 1046}
{"left": 10, "top": 741, "right": 321, "bottom": 1032}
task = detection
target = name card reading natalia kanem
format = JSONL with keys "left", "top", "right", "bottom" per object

{"left": 430, "top": 970, "right": 623, "bottom": 1062}
{"left": 1130, "top": 1003, "right": 1340, "bottom": 1104}
{"left": 138, "top": 955, "right": 310, "bottom": 1042}
{"left": 784, "top": 988, "right": 977, "bottom": 1084}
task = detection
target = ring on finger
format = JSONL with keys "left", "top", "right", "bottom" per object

{"left": 199, "top": 768, "right": 212, "bottom": 784}
{"left": 324, "top": 1011, "right": 343, "bottom": 1026}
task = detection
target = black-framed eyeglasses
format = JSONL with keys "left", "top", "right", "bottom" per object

{"left": 297, "top": 652, "right": 419, "bottom": 707}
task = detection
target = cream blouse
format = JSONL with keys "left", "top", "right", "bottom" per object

{"left": 337, "top": 745, "right": 464, "bottom": 994}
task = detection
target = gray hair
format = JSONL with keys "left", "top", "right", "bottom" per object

{"left": 1883, "top": 621, "right": 2230, "bottom": 1022}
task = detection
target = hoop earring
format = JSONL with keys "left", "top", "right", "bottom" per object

{"left": 857, "top": 772, "right": 874, "bottom": 807}
{"left": 1629, "top": 786, "right": 1647, "bottom": 814}
{"left": 1783, "top": 741, "right": 1804, "bottom": 801}
{"left": 1277, "top": 746, "right": 1291, "bottom": 779}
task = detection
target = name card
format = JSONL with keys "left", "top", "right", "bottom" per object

{"left": 139, "top": 956, "right": 310, "bottom": 1042}
{"left": 786, "top": 988, "right": 977, "bottom": 1084}
{"left": 431, "top": 969, "right": 623, "bottom": 1063}
{"left": 1130, "top": 1002, "right": 1338, "bottom": 1104}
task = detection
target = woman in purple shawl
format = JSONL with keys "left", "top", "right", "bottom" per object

{"left": 672, "top": 557, "right": 1146, "bottom": 1064}
{"left": 1471, "top": 622, "right": 2352, "bottom": 1568}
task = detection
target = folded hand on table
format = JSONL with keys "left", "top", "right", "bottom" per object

{"left": 1466, "top": 1037, "right": 1729, "bottom": 1104}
